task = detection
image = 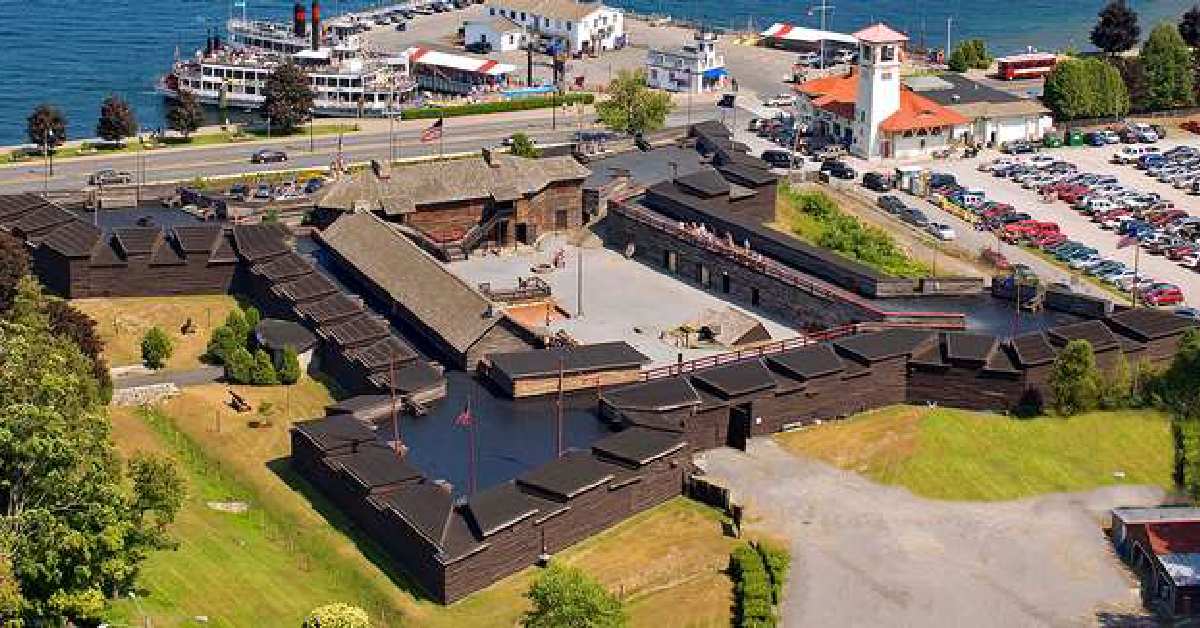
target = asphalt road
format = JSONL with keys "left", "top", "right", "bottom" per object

{"left": 0, "top": 107, "right": 726, "bottom": 194}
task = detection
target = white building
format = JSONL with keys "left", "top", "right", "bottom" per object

{"left": 463, "top": 15, "right": 527, "bottom": 52}
{"left": 646, "top": 31, "right": 729, "bottom": 93}
{"left": 482, "top": 0, "right": 624, "bottom": 55}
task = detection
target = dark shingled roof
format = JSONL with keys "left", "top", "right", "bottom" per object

{"left": 88, "top": 237, "right": 126, "bottom": 267}
{"left": 908, "top": 341, "right": 946, "bottom": 368}
{"left": 319, "top": 314, "right": 391, "bottom": 349}
{"left": 326, "top": 395, "right": 394, "bottom": 422}
{"left": 366, "top": 361, "right": 445, "bottom": 395}
{"left": 591, "top": 427, "right": 685, "bottom": 466}
{"left": 348, "top": 336, "right": 420, "bottom": 371}
{"left": 232, "top": 223, "right": 290, "bottom": 262}
{"left": 149, "top": 239, "right": 187, "bottom": 266}
{"left": 293, "top": 293, "right": 362, "bottom": 325}
{"left": 601, "top": 377, "right": 701, "bottom": 412}
{"left": 333, "top": 443, "right": 423, "bottom": 491}
{"left": 372, "top": 481, "right": 457, "bottom": 548}
{"left": 255, "top": 318, "right": 318, "bottom": 352}
{"left": 1106, "top": 308, "right": 1198, "bottom": 341}
{"left": 208, "top": 233, "right": 239, "bottom": 263}
{"left": 113, "top": 227, "right": 161, "bottom": 256}
{"left": 273, "top": 272, "right": 338, "bottom": 304}
{"left": 1047, "top": 320, "right": 1120, "bottom": 352}
{"left": 674, "top": 170, "right": 731, "bottom": 198}
{"left": 716, "top": 162, "right": 778, "bottom": 188}
{"left": 984, "top": 345, "right": 1022, "bottom": 374}
{"left": 834, "top": 329, "right": 936, "bottom": 363}
{"left": 690, "top": 359, "right": 777, "bottom": 398}
{"left": 1010, "top": 332, "right": 1057, "bottom": 367}
{"left": 251, "top": 251, "right": 314, "bottom": 283}
{"left": 172, "top": 224, "right": 223, "bottom": 253}
{"left": 0, "top": 193, "right": 50, "bottom": 224}
{"left": 517, "top": 450, "right": 617, "bottom": 500}
{"left": 766, "top": 343, "right": 845, "bottom": 380}
{"left": 945, "top": 332, "right": 998, "bottom": 364}
{"left": 11, "top": 204, "right": 75, "bottom": 237}
{"left": 488, "top": 342, "right": 649, "bottom": 379}
{"left": 292, "top": 414, "right": 376, "bottom": 453}
{"left": 39, "top": 220, "right": 101, "bottom": 257}
{"left": 465, "top": 481, "right": 541, "bottom": 537}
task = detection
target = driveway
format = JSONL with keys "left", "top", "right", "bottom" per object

{"left": 698, "top": 440, "right": 1159, "bottom": 627}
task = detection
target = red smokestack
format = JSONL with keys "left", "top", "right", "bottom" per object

{"left": 294, "top": 2, "right": 306, "bottom": 38}
{"left": 311, "top": 0, "right": 321, "bottom": 51}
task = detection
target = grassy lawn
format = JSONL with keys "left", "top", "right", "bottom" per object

{"left": 4, "top": 124, "right": 358, "bottom": 163}
{"left": 775, "top": 405, "right": 1173, "bottom": 501}
{"left": 105, "top": 378, "right": 737, "bottom": 626}
{"left": 73, "top": 294, "right": 240, "bottom": 371}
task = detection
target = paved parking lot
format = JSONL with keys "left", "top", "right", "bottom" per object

{"left": 931, "top": 143, "right": 1199, "bottom": 308}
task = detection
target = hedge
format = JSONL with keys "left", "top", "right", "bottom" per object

{"left": 401, "top": 92, "right": 595, "bottom": 120}
{"left": 731, "top": 545, "right": 776, "bottom": 628}
{"left": 757, "top": 542, "right": 791, "bottom": 605}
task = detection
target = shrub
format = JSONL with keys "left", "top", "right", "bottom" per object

{"left": 279, "top": 346, "right": 302, "bottom": 384}
{"left": 756, "top": 542, "right": 791, "bottom": 605}
{"left": 224, "top": 309, "right": 249, "bottom": 342}
{"left": 140, "top": 326, "right": 174, "bottom": 370}
{"left": 206, "top": 325, "right": 238, "bottom": 364}
{"left": 731, "top": 544, "right": 776, "bottom": 627}
{"left": 1049, "top": 339, "right": 1102, "bottom": 416}
{"left": 303, "top": 602, "right": 370, "bottom": 628}
{"left": 243, "top": 306, "right": 262, "bottom": 337}
{"left": 523, "top": 563, "right": 627, "bottom": 628}
{"left": 402, "top": 93, "right": 593, "bottom": 121}
{"left": 224, "top": 346, "right": 254, "bottom": 384}
{"left": 251, "top": 348, "right": 279, "bottom": 386}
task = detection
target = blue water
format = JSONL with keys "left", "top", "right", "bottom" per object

{"left": 0, "top": 0, "right": 1195, "bottom": 145}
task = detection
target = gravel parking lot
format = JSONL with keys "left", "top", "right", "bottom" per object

{"left": 931, "top": 143, "right": 1199, "bottom": 308}
{"left": 700, "top": 440, "right": 1158, "bottom": 627}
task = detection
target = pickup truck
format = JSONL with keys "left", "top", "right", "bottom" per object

{"left": 88, "top": 169, "right": 133, "bottom": 185}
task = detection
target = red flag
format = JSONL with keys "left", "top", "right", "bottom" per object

{"left": 1117, "top": 234, "right": 1139, "bottom": 249}
{"left": 421, "top": 118, "right": 443, "bottom": 143}
{"left": 455, "top": 400, "right": 473, "bottom": 427}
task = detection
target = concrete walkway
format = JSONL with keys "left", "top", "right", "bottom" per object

{"left": 113, "top": 365, "right": 223, "bottom": 390}
{"left": 698, "top": 440, "right": 1158, "bottom": 627}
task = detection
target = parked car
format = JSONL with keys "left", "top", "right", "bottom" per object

{"left": 764, "top": 93, "right": 796, "bottom": 107}
{"left": 927, "top": 222, "right": 956, "bottom": 240}
{"left": 1084, "top": 131, "right": 1107, "bottom": 147}
{"left": 760, "top": 149, "right": 796, "bottom": 168}
{"left": 877, "top": 195, "right": 906, "bottom": 214}
{"left": 862, "top": 171, "right": 892, "bottom": 191}
{"left": 820, "top": 160, "right": 855, "bottom": 179}
{"left": 88, "top": 168, "right": 133, "bottom": 185}
{"left": 1002, "top": 140, "right": 1037, "bottom": 154}
{"left": 1174, "top": 307, "right": 1200, "bottom": 320}
{"left": 250, "top": 149, "right": 288, "bottom": 164}
{"left": 1143, "top": 285, "right": 1185, "bottom": 306}
{"left": 901, "top": 208, "right": 930, "bottom": 228}
{"left": 464, "top": 40, "right": 492, "bottom": 54}
{"left": 304, "top": 178, "right": 325, "bottom": 194}
{"left": 252, "top": 183, "right": 272, "bottom": 199}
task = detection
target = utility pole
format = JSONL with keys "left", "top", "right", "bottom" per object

{"left": 576, "top": 244, "right": 583, "bottom": 317}
{"left": 809, "top": 0, "right": 834, "bottom": 70}
{"left": 946, "top": 17, "right": 953, "bottom": 59}
{"left": 555, "top": 356, "right": 565, "bottom": 457}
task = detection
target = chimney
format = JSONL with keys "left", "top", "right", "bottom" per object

{"left": 482, "top": 147, "right": 501, "bottom": 167}
{"left": 294, "top": 2, "right": 307, "bottom": 38}
{"left": 311, "top": 0, "right": 321, "bottom": 51}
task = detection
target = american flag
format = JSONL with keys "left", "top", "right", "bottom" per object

{"left": 1117, "top": 234, "right": 1139, "bottom": 249}
{"left": 454, "top": 400, "right": 473, "bottom": 427}
{"left": 421, "top": 118, "right": 443, "bottom": 143}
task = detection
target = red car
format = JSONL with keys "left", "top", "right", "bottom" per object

{"left": 1168, "top": 244, "right": 1198, "bottom": 261}
{"left": 981, "top": 249, "right": 1012, "bottom": 271}
{"left": 1142, "top": 284, "right": 1185, "bottom": 306}
{"left": 1034, "top": 232, "right": 1068, "bottom": 249}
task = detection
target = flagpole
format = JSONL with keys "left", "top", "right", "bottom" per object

{"left": 438, "top": 115, "right": 444, "bottom": 160}
{"left": 468, "top": 399, "right": 477, "bottom": 495}
{"left": 1132, "top": 241, "right": 1140, "bottom": 308}
{"left": 555, "top": 356, "right": 564, "bottom": 458}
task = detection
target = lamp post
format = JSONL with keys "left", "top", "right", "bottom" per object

{"left": 43, "top": 128, "right": 54, "bottom": 194}
{"left": 808, "top": 0, "right": 834, "bottom": 70}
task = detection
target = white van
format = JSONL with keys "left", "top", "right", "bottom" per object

{"left": 1113, "top": 145, "right": 1160, "bottom": 164}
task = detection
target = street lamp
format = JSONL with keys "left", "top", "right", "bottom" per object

{"left": 43, "top": 128, "right": 55, "bottom": 194}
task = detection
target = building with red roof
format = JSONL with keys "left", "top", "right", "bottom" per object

{"left": 1112, "top": 506, "right": 1200, "bottom": 617}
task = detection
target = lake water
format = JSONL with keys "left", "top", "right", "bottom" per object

{"left": 1, "top": 0, "right": 1194, "bottom": 145}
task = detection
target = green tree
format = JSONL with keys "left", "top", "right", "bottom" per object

{"left": 1160, "top": 327, "right": 1200, "bottom": 413}
{"left": 279, "top": 346, "right": 302, "bottom": 385}
{"left": 0, "top": 280, "right": 183, "bottom": 623}
{"left": 596, "top": 69, "right": 673, "bottom": 136}
{"left": 1112, "top": 56, "right": 1149, "bottom": 111}
{"left": 251, "top": 348, "right": 279, "bottom": 386}
{"left": 206, "top": 324, "right": 239, "bottom": 364}
{"left": 1182, "top": 5, "right": 1200, "bottom": 47}
{"left": 166, "top": 91, "right": 205, "bottom": 140}
{"left": 523, "top": 564, "right": 627, "bottom": 628}
{"left": 1140, "top": 23, "right": 1196, "bottom": 109}
{"left": 947, "top": 39, "right": 990, "bottom": 72}
{"left": 96, "top": 94, "right": 138, "bottom": 144}
{"left": 140, "top": 326, "right": 174, "bottom": 370}
{"left": 45, "top": 299, "right": 113, "bottom": 404}
{"left": 26, "top": 103, "right": 66, "bottom": 148}
{"left": 1091, "top": 0, "right": 1141, "bottom": 55}
{"left": 225, "top": 309, "right": 249, "bottom": 343}
{"left": 1048, "top": 339, "right": 1102, "bottom": 416}
{"left": 262, "top": 62, "right": 314, "bottom": 133}
{"left": 1042, "top": 59, "right": 1097, "bottom": 119}
{"left": 509, "top": 132, "right": 541, "bottom": 158}
{"left": 243, "top": 306, "right": 262, "bottom": 336}
{"left": 0, "top": 231, "right": 30, "bottom": 312}
{"left": 225, "top": 346, "right": 255, "bottom": 384}
{"left": 1099, "top": 352, "right": 1133, "bottom": 409}
{"left": 1091, "top": 58, "right": 1133, "bottom": 117}
{"left": 303, "top": 602, "right": 370, "bottom": 628}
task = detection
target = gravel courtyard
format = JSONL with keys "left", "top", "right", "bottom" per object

{"left": 699, "top": 440, "right": 1160, "bottom": 627}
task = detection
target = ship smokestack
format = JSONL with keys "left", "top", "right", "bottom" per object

{"left": 311, "top": 0, "right": 321, "bottom": 51}
{"left": 294, "top": 2, "right": 307, "bottom": 38}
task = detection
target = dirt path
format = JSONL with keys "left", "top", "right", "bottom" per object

{"left": 698, "top": 441, "right": 1160, "bottom": 627}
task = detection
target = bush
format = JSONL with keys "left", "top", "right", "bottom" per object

{"left": 1048, "top": 339, "right": 1102, "bottom": 416}
{"left": 279, "top": 346, "right": 302, "bottom": 384}
{"left": 731, "top": 544, "right": 776, "bottom": 627}
{"left": 402, "top": 93, "right": 593, "bottom": 121}
{"left": 756, "top": 542, "right": 791, "bottom": 605}
{"left": 243, "top": 306, "right": 262, "bottom": 337}
{"left": 224, "top": 346, "right": 254, "bottom": 384}
{"left": 225, "top": 309, "right": 249, "bottom": 342}
{"left": 947, "top": 39, "right": 991, "bottom": 72}
{"left": 140, "top": 326, "right": 174, "bottom": 370}
{"left": 206, "top": 325, "right": 238, "bottom": 364}
{"left": 303, "top": 602, "right": 370, "bottom": 628}
{"left": 251, "top": 348, "right": 279, "bottom": 386}
{"left": 522, "top": 563, "right": 627, "bottom": 628}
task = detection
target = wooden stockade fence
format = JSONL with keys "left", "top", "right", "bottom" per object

{"left": 686, "top": 474, "right": 734, "bottom": 514}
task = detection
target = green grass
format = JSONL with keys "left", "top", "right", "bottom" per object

{"left": 775, "top": 405, "right": 1173, "bottom": 501}
{"left": 4, "top": 124, "right": 358, "bottom": 163}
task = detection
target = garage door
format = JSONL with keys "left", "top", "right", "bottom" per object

{"left": 995, "top": 117, "right": 1030, "bottom": 144}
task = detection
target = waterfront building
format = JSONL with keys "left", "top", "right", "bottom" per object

{"left": 463, "top": 15, "right": 528, "bottom": 53}
{"left": 758, "top": 22, "right": 858, "bottom": 54}
{"left": 646, "top": 31, "right": 729, "bottom": 94}
{"left": 403, "top": 46, "right": 516, "bottom": 96}
{"left": 482, "top": 0, "right": 625, "bottom": 55}
{"left": 902, "top": 72, "right": 1054, "bottom": 148}
{"left": 795, "top": 23, "right": 968, "bottom": 159}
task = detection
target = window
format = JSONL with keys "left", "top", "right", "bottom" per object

{"left": 664, "top": 250, "right": 677, "bottom": 272}
{"left": 721, "top": 272, "right": 731, "bottom": 294}
{"left": 700, "top": 265, "right": 710, "bottom": 287}
{"left": 489, "top": 7, "right": 495, "bottom": 14}
{"left": 882, "top": 71, "right": 893, "bottom": 80}
{"left": 554, "top": 209, "right": 569, "bottom": 229}
{"left": 520, "top": 12, "right": 525, "bottom": 20}
{"left": 544, "top": 17, "right": 550, "bottom": 27}
{"left": 751, "top": 287, "right": 761, "bottom": 306}
{"left": 881, "top": 45, "right": 895, "bottom": 62}
{"left": 566, "top": 21, "right": 572, "bottom": 29}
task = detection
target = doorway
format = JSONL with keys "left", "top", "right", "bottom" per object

{"left": 727, "top": 403, "right": 752, "bottom": 450}
{"left": 514, "top": 222, "right": 528, "bottom": 245}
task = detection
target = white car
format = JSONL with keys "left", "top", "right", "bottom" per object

{"left": 927, "top": 223, "right": 956, "bottom": 240}
{"left": 795, "top": 52, "right": 820, "bottom": 67}
{"left": 1028, "top": 154, "right": 1056, "bottom": 169}
{"left": 764, "top": 93, "right": 796, "bottom": 107}
{"left": 1099, "top": 129, "right": 1121, "bottom": 144}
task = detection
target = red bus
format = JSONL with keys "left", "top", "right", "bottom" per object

{"left": 996, "top": 53, "right": 1057, "bottom": 80}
